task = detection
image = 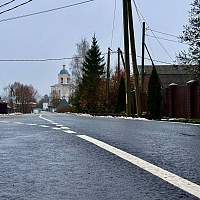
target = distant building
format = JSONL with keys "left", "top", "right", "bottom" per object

{"left": 51, "top": 65, "right": 74, "bottom": 102}
{"left": 42, "top": 102, "right": 48, "bottom": 111}
{"left": 33, "top": 108, "right": 41, "bottom": 114}
{"left": 139, "top": 65, "right": 196, "bottom": 92}
{"left": 42, "top": 94, "right": 49, "bottom": 111}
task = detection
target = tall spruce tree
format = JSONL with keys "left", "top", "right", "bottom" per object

{"left": 147, "top": 66, "right": 162, "bottom": 119}
{"left": 78, "top": 36, "right": 105, "bottom": 113}
{"left": 178, "top": 0, "right": 200, "bottom": 78}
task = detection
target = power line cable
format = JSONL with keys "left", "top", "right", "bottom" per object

{"left": 132, "top": 0, "right": 175, "bottom": 63}
{"left": 146, "top": 34, "right": 188, "bottom": 45}
{"left": 110, "top": 0, "right": 117, "bottom": 48}
{"left": 146, "top": 28, "right": 179, "bottom": 38}
{"left": 147, "top": 30, "right": 174, "bottom": 62}
{"left": 132, "top": 0, "right": 143, "bottom": 27}
{"left": 0, "top": 0, "right": 16, "bottom": 8}
{"left": 144, "top": 43, "right": 155, "bottom": 66}
{"left": 146, "top": 36, "right": 155, "bottom": 58}
{"left": 0, "top": 0, "right": 95, "bottom": 23}
{"left": 131, "top": 0, "right": 156, "bottom": 59}
{"left": 0, "top": 0, "right": 33, "bottom": 15}
{"left": 112, "top": 51, "right": 174, "bottom": 65}
{"left": 138, "top": 56, "right": 173, "bottom": 65}
{"left": 132, "top": 5, "right": 181, "bottom": 44}
{"left": 0, "top": 53, "right": 174, "bottom": 65}
{"left": 133, "top": 12, "right": 179, "bottom": 40}
{"left": 0, "top": 57, "right": 80, "bottom": 62}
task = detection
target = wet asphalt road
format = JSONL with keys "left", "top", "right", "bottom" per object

{"left": 0, "top": 112, "right": 200, "bottom": 200}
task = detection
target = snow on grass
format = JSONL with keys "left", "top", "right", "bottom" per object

{"left": 70, "top": 113, "right": 150, "bottom": 121}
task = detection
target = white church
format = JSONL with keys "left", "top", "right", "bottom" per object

{"left": 51, "top": 65, "right": 74, "bottom": 102}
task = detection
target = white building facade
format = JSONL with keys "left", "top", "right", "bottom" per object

{"left": 51, "top": 65, "right": 74, "bottom": 102}
{"left": 42, "top": 102, "right": 49, "bottom": 110}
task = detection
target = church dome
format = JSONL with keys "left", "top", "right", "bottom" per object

{"left": 59, "top": 65, "right": 70, "bottom": 76}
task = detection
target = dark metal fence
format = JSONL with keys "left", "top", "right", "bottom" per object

{"left": 0, "top": 103, "right": 8, "bottom": 114}
{"left": 163, "top": 80, "right": 200, "bottom": 118}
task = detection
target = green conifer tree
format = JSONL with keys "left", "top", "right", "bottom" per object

{"left": 78, "top": 36, "right": 105, "bottom": 113}
{"left": 178, "top": 0, "right": 200, "bottom": 78}
{"left": 147, "top": 66, "right": 162, "bottom": 119}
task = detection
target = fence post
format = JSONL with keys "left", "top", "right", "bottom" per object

{"left": 186, "top": 80, "right": 198, "bottom": 118}
{"left": 168, "top": 83, "right": 178, "bottom": 118}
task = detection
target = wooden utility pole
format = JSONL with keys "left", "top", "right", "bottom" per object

{"left": 145, "top": 43, "right": 155, "bottom": 68}
{"left": 127, "top": 0, "right": 142, "bottom": 117}
{"left": 119, "top": 49, "right": 126, "bottom": 70}
{"left": 141, "top": 22, "right": 145, "bottom": 93}
{"left": 117, "top": 48, "right": 121, "bottom": 81}
{"left": 106, "top": 47, "right": 111, "bottom": 109}
{"left": 119, "top": 48, "right": 128, "bottom": 111}
{"left": 122, "top": 0, "right": 131, "bottom": 116}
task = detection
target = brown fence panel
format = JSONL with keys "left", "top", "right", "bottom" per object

{"left": 163, "top": 80, "right": 200, "bottom": 118}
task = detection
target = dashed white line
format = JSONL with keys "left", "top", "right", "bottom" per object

{"left": 56, "top": 124, "right": 63, "bottom": 127}
{"left": 52, "top": 127, "right": 61, "bottom": 130}
{"left": 39, "top": 115, "right": 72, "bottom": 132}
{"left": 39, "top": 125, "right": 49, "bottom": 128}
{"left": 14, "top": 122, "right": 24, "bottom": 125}
{"left": 39, "top": 115, "right": 54, "bottom": 123}
{"left": 0, "top": 121, "right": 9, "bottom": 123}
{"left": 63, "top": 130, "right": 76, "bottom": 134}
{"left": 61, "top": 127, "right": 70, "bottom": 130}
{"left": 77, "top": 134, "right": 200, "bottom": 199}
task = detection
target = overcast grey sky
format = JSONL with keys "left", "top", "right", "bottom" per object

{"left": 0, "top": 0, "right": 192, "bottom": 96}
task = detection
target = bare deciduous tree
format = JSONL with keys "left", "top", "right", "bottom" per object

{"left": 50, "top": 90, "right": 60, "bottom": 108}
{"left": 70, "top": 38, "right": 89, "bottom": 85}
{"left": 4, "top": 82, "right": 37, "bottom": 113}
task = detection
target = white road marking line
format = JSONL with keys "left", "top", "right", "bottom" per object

{"left": 77, "top": 135, "right": 200, "bottom": 199}
{"left": 39, "top": 115, "right": 54, "bottom": 123}
{"left": 52, "top": 127, "right": 61, "bottom": 130}
{"left": 61, "top": 127, "right": 70, "bottom": 130}
{"left": 39, "top": 115, "right": 71, "bottom": 130}
{"left": 0, "top": 121, "right": 9, "bottom": 123}
{"left": 14, "top": 122, "right": 24, "bottom": 125}
{"left": 39, "top": 125, "right": 49, "bottom": 128}
{"left": 64, "top": 130, "right": 76, "bottom": 134}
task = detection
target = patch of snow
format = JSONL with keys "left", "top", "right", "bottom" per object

{"left": 168, "top": 118, "right": 178, "bottom": 121}
{"left": 70, "top": 113, "right": 150, "bottom": 121}
{"left": 0, "top": 113, "right": 22, "bottom": 117}
{"left": 161, "top": 119, "right": 168, "bottom": 121}
{"left": 9, "top": 112, "right": 22, "bottom": 116}
{"left": 117, "top": 116, "right": 150, "bottom": 121}
{"left": 71, "top": 113, "right": 93, "bottom": 118}
{"left": 97, "top": 115, "right": 114, "bottom": 119}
